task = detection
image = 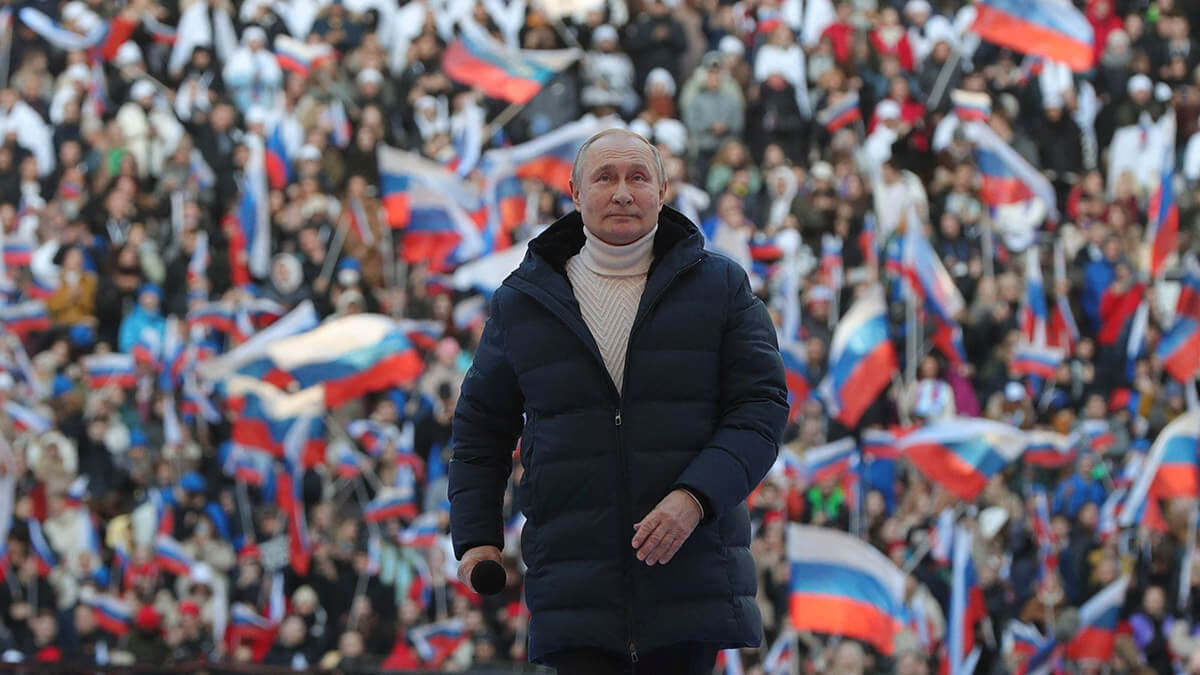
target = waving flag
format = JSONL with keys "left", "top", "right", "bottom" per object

{"left": 348, "top": 419, "right": 404, "bottom": 457}
{"left": 16, "top": 8, "right": 137, "bottom": 61}
{"left": 3, "top": 401, "right": 51, "bottom": 435}
{"left": 365, "top": 484, "right": 419, "bottom": 523}
{"left": 264, "top": 123, "right": 292, "bottom": 190}
{"left": 236, "top": 148, "right": 271, "bottom": 280}
{"left": 154, "top": 534, "right": 194, "bottom": 576}
{"left": 1120, "top": 411, "right": 1200, "bottom": 529}
{"left": 902, "top": 211, "right": 965, "bottom": 322}
{"left": 1011, "top": 343, "right": 1064, "bottom": 380}
{"left": 779, "top": 341, "right": 812, "bottom": 423}
{"left": 818, "top": 286, "right": 899, "bottom": 428}
{"left": 400, "top": 512, "right": 442, "bottom": 548}
{"left": 188, "top": 301, "right": 236, "bottom": 334}
{"left": 236, "top": 314, "right": 425, "bottom": 408}
{"left": 801, "top": 438, "right": 857, "bottom": 484}
{"left": 898, "top": 418, "right": 1027, "bottom": 501}
{"left": 379, "top": 145, "right": 486, "bottom": 269}
{"left": 226, "top": 376, "right": 326, "bottom": 457}
{"left": 787, "top": 525, "right": 906, "bottom": 656}
{"left": 442, "top": 19, "right": 580, "bottom": 104}
{"left": 480, "top": 116, "right": 620, "bottom": 195}
{"left": 971, "top": 0, "right": 1095, "bottom": 72}
{"left": 762, "top": 631, "right": 797, "bottom": 675}
{"left": 82, "top": 353, "right": 137, "bottom": 389}
{"left": 820, "top": 235, "right": 844, "bottom": 292}
{"left": 27, "top": 518, "right": 56, "bottom": 576}
{"left": 1021, "top": 247, "right": 1048, "bottom": 344}
{"left": 1147, "top": 113, "right": 1178, "bottom": 278}
{"left": 273, "top": 34, "right": 335, "bottom": 76}
{"left": 818, "top": 92, "right": 862, "bottom": 133}
{"left": 228, "top": 603, "right": 276, "bottom": 646}
{"left": 0, "top": 300, "right": 50, "bottom": 337}
{"left": 965, "top": 121, "right": 1058, "bottom": 217}
{"left": 951, "top": 90, "right": 991, "bottom": 122}
{"left": 86, "top": 594, "right": 131, "bottom": 636}
{"left": 946, "top": 526, "right": 986, "bottom": 675}
{"left": 1022, "top": 430, "right": 1077, "bottom": 468}
{"left": 1159, "top": 256, "right": 1200, "bottom": 382}
{"left": 1, "top": 240, "right": 31, "bottom": 267}
{"left": 1066, "top": 576, "right": 1130, "bottom": 662}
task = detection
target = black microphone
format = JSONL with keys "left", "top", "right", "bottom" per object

{"left": 470, "top": 559, "right": 507, "bottom": 595}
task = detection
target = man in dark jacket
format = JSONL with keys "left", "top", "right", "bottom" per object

{"left": 449, "top": 128, "right": 788, "bottom": 674}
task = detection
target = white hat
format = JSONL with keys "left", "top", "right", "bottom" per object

{"left": 1005, "top": 381, "right": 1026, "bottom": 402}
{"left": 115, "top": 42, "right": 142, "bottom": 66}
{"left": 628, "top": 117, "right": 652, "bottom": 141}
{"left": 808, "top": 285, "right": 834, "bottom": 303}
{"left": 644, "top": 67, "right": 676, "bottom": 97}
{"left": 245, "top": 107, "right": 268, "bottom": 125}
{"left": 61, "top": 1, "right": 87, "bottom": 23}
{"left": 357, "top": 68, "right": 383, "bottom": 86}
{"left": 1155, "top": 82, "right": 1173, "bottom": 102}
{"left": 65, "top": 63, "right": 91, "bottom": 83}
{"left": 242, "top": 25, "right": 267, "bottom": 45}
{"left": 718, "top": 35, "right": 745, "bottom": 56}
{"left": 74, "top": 11, "right": 101, "bottom": 34}
{"left": 298, "top": 144, "right": 321, "bottom": 161}
{"left": 904, "top": 0, "right": 931, "bottom": 16}
{"left": 653, "top": 118, "right": 688, "bottom": 156}
{"left": 130, "top": 80, "right": 156, "bottom": 101}
{"left": 593, "top": 24, "right": 618, "bottom": 44}
{"left": 810, "top": 161, "right": 834, "bottom": 181}
{"left": 1127, "top": 73, "right": 1152, "bottom": 95}
{"left": 876, "top": 99, "right": 902, "bottom": 121}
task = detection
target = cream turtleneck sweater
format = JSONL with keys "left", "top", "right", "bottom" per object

{"left": 565, "top": 224, "right": 657, "bottom": 394}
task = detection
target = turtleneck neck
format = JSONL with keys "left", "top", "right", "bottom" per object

{"left": 577, "top": 224, "right": 657, "bottom": 277}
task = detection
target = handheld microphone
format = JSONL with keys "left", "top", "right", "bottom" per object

{"left": 470, "top": 559, "right": 507, "bottom": 595}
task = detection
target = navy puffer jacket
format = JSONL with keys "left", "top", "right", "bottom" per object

{"left": 448, "top": 206, "right": 788, "bottom": 662}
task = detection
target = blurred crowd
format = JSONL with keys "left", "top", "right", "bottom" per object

{"left": 1, "top": 0, "right": 1200, "bottom": 672}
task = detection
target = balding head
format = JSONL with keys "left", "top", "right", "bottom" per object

{"left": 569, "top": 129, "right": 667, "bottom": 245}
{"left": 571, "top": 128, "right": 665, "bottom": 188}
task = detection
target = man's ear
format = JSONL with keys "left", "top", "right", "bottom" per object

{"left": 569, "top": 180, "right": 581, "bottom": 210}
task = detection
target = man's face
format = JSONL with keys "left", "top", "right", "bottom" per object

{"left": 570, "top": 133, "right": 665, "bottom": 245}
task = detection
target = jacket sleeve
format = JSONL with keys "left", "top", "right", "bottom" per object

{"left": 674, "top": 266, "right": 788, "bottom": 523}
{"left": 448, "top": 292, "right": 526, "bottom": 559}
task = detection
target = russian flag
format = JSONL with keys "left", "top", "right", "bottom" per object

{"left": 442, "top": 19, "right": 580, "bottom": 105}
{"left": 964, "top": 121, "right": 1058, "bottom": 217}
{"left": 748, "top": 235, "right": 786, "bottom": 263}
{"left": 801, "top": 438, "right": 857, "bottom": 484}
{"left": 395, "top": 319, "right": 444, "bottom": 352}
{"left": 951, "top": 89, "right": 991, "bottom": 122}
{"left": 27, "top": 275, "right": 57, "bottom": 301}
{"left": 365, "top": 485, "right": 418, "bottom": 523}
{"left": 971, "top": 0, "right": 1095, "bottom": 72}
{"left": 225, "top": 447, "right": 274, "bottom": 487}
{"left": 1005, "top": 621, "right": 1045, "bottom": 663}
{"left": 486, "top": 175, "right": 525, "bottom": 249}
{"left": 1065, "top": 576, "right": 1130, "bottom": 662}
{"left": 787, "top": 525, "right": 906, "bottom": 656}
{"left": 2, "top": 400, "right": 51, "bottom": 435}
{"left": 379, "top": 146, "right": 486, "bottom": 270}
{"left": 762, "top": 631, "right": 797, "bottom": 675}
{"left": 264, "top": 123, "right": 292, "bottom": 191}
{"left": 1048, "top": 294, "right": 1079, "bottom": 354}
{"left": 409, "top": 618, "right": 468, "bottom": 665}
{"left": 898, "top": 418, "right": 1028, "bottom": 501}
{"left": 479, "top": 116, "right": 618, "bottom": 195}
{"left": 1147, "top": 114, "right": 1178, "bottom": 278}
{"left": 0, "top": 300, "right": 50, "bottom": 337}
{"left": 819, "top": 92, "right": 862, "bottom": 133}
{"left": 817, "top": 286, "right": 899, "bottom": 428}
{"left": 861, "top": 428, "right": 900, "bottom": 461}
{"left": 1159, "top": 317, "right": 1200, "bottom": 383}
{"left": 820, "top": 235, "right": 844, "bottom": 291}
{"left": 347, "top": 419, "right": 404, "bottom": 457}
{"left": 273, "top": 462, "right": 312, "bottom": 576}
{"left": 337, "top": 448, "right": 364, "bottom": 479}
{"left": 947, "top": 526, "right": 987, "bottom": 675}
{"left": 1178, "top": 255, "right": 1200, "bottom": 321}
{"left": 1010, "top": 343, "right": 1063, "bottom": 380}
{"left": 1119, "top": 411, "right": 1200, "bottom": 529}
{"left": 187, "top": 302, "right": 236, "bottom": 334}
{"left": 1098, "top": 281, "right": 1145, "bottom": 347}
{"left": 154, "top": 534, "right": 193, "bottom": 577}
{"left": 399, "top": 512, "right": 441, "bottom": 548}
{"left": 86, "top": 594, "right": 131, "bottom": 636}
{"left": 931, "top": 318, "right": 968, "bottom": 368}
{"left": 2, "top": 240, "right": 32, "bottom": 267}
{"left": 273, "top": 34, "right": 335, "bottom": 76}
{"left": 902, "top": 214, "right": 965, "bottom": 322}
{"left": 228, "top": 603, "right": 276, "bottom": 646}
{"left": 82, "top": 353, "right": 137, "bottom": 389}
{"left": 1021, "top": 248, "right": 1048, "bottom": 344}
{"left": 225, "top": 377, "right": 326, "bottom": 457}
{"left": 343, "top": 198, "right": 374, "bottom": 246}
{"left": 1078, "top": 419, "right": 1115, "bottom": 454}
{"left": 26, "top": 518, "right": 56, "bottom": 576}
{"left": 247, "top": 314, "right": 426, "bottom": 409}
{"left": 1022, "top": 430, "right": 1077, "bottom": 468}
{"left": 779, "top": 341, "right": 811, "bottom": 424}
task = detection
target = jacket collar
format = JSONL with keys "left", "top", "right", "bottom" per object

{"left": 514, "top": 204, "right": 704, "bottom": 287}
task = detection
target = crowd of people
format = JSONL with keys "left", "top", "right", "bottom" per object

{"left": 0, "top": 0, "right": 1199, "bottom": 671}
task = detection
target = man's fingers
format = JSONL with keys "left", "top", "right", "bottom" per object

{"left": 645, "top": 533, "right": 677, "bottom": 566}
{"left": 636, "top": 524, "right": 667, "bottom": 562}
{"left": 655, "top": 537, "right": 683, "bottom": 566}
{"left": 631, "top": 512, "right": 659, "bottom": 548}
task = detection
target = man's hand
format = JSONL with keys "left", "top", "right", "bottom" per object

{"left": 632, "top": 489, "right": 702, "bottom": 566}
{"left": 457, "top": 545, "right": 503, "bottom": 592}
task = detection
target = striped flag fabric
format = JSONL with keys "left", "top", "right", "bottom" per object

{"left": 818, "top": 92, "right": 862, "bottom": 133}
{"left": 0, "top": 300, "right": 51, "bottom": 337}
{"left": 970, "top": 0, "right": 1095, "bottom": 72}
{"left": 898, "top": 418, "right": 1027, "bottom": 501}
{"left": 1065, "top": 576, "right": 1131, "bottom": 662}
{"left": 442, "top": 19, "right": 580, "bottom": 104}
{"left": 787, "top": 525, "right": 906, "bottom": 656}
{"left": 817, "top": 286, "right": 899, "bottom": 428}
{"left": 81, "top": 353, "right": 138, "bottom": 389}
{"left": 1119, "top": 411, "right": 1200, "bottom": 529}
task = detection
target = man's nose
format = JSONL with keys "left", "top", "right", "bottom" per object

{"left": 612, "top": 180, "right": 634, "bottom": 203}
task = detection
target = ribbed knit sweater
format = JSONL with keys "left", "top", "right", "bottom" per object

{"left": 566, "top": 224, "right": 658, "bottom": 394}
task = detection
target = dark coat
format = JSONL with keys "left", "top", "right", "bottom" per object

{"left": 449, "top": 206, "right": 788, "bottom": 661}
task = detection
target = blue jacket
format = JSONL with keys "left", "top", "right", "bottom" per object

{"left": 449, "top": 207, "right": 788, "bottom": 661}
{"left": 118, "top": 306, "right": 164, "bottom": 354}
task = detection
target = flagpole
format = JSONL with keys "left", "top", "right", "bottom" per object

{"left": 1179, "top": 499, "right": 1198, "bottom": 612}
{"left": 318, "top": 217, "right": 350, "bottom": 289}
{"left": 482, "top": 102, "right": 528, "bottom": 139}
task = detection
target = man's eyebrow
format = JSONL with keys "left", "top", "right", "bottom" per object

{"left": 591, "top": 162, "right": 651, "bottom": 175}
